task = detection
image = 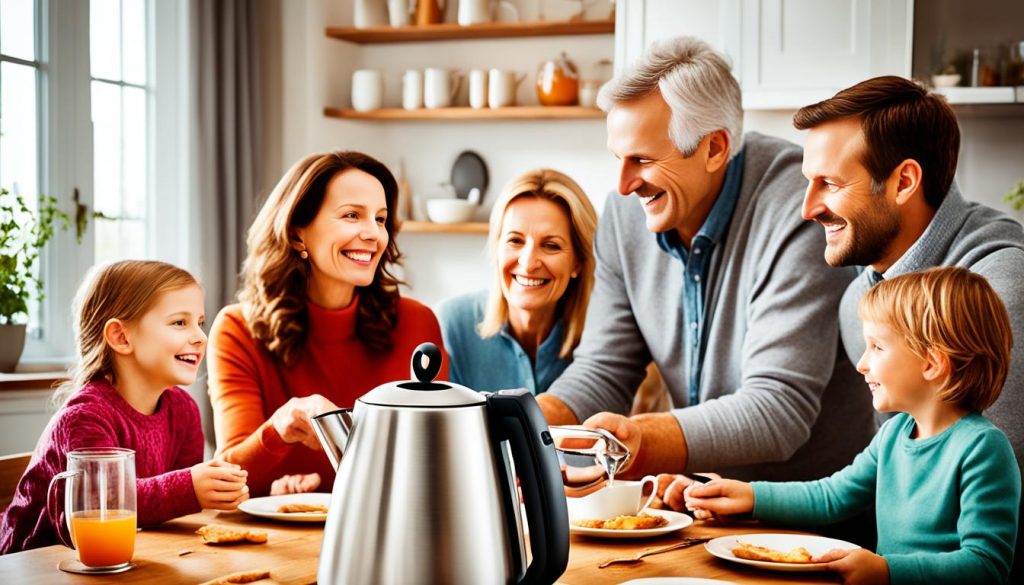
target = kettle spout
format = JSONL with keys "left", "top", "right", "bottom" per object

{"left": 312, "top": 409, "right": 353, "bottom": 471}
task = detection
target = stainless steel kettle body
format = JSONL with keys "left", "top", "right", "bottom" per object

{"left": 313, "top": 343, "right": 569, "bottom": 585}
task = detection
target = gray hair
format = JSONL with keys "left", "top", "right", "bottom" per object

{"left": 597, "top": 36, "right": 744, "bottom": 159}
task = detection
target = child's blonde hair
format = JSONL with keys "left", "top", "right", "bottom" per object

{"left": 55, "top": 260, "right": 200, "bottom": 405}
{"left": 858, "top": 266, "right": 1012, "bottom": 412}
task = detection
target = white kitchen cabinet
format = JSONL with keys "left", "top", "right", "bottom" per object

{"left": 614, "top": 0, "right": 913, "bottom": 109}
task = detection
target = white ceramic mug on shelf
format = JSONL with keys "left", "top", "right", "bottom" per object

{"left": 424, "top": 68, "right": 463, "bottom": 109}
{"left": 402, "top": 70, "right": 423, "bottom": 110}
{"left": 468, "top": 69, "right": 488, "bottom": 109}
{"left": 352, "top": 69, "right": 384, "bottom": 112}
{"left": 487, "top": 69, "right": 525, "bottom": 108}
{"left": 387, "top": 0, "right": 413, "bottom": 27}
{"left": 354, "top": 0, "right": 389, "bottom": 29}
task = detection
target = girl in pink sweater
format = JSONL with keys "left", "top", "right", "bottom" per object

{"left": 0, "top": 260, "right": 249, "bottom": 554}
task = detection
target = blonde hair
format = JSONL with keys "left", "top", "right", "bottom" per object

{"left": 54, "top": 260, "right": 200, "bottom": 406}
{"left": 478, "top": 169, "right": 598, "bottom": 358}
{"left": 238, "top": 151, "right": 403, "bottom": 365}
{"left": 858, "top": 266, "right": 1012, "bottom": 412}
{"left": 597, "top": 36, "right": 744, "bottom": 160}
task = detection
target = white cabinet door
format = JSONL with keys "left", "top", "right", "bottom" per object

{"left": 741, "top": 0, "right": 912, "bottom": 108}
{"left": 614, "top": 0, "right": 912, "bottom": 109}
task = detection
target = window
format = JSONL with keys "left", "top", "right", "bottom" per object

{"left": 13, "top": 0, "right": 189, "bottom": 362}
{"left": 90, "top": 0, "right": 149, "bottom": 265}
{"left": 0, "top": 0, "right": 42, "bottom": 332}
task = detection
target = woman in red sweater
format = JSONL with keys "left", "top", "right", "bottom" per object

{"left": 207, "top": 151, "right": 447, "bottom": 497}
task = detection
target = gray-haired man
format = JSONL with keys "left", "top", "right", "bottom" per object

{"left": 538, "top": 37, "right": 876, "bottom": 484}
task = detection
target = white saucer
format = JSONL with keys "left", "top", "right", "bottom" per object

{"left": 237, "top": 492, "right": 331, "bottom": 522}
{"left": 58, "top": 558, "right": 135, "bottom": 574}
{"left": 569, "top": 509, "right": 693, "bottom": 539}
{"left": 705, "top": 533, "right": 860, "bottom": 572}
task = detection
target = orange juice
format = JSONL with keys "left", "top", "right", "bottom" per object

{"left": 69, "top": 509, "right": 136, "bottom": 567}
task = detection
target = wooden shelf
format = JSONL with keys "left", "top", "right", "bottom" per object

{"left": 399, "top": 221, "right": 489, "bottom": 234}
{"left": 324, "top": 106, "right": 604, "bottom": 121}
{"left": 935, "top": 86, "right": 1020, "bottom": 105}
{"left": 326, "top": 19, "right": 614, "bottom": 44}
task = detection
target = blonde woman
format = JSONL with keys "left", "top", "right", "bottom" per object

{"left": 207, "top": 151, "right": 447, "bottom": 497}
{"left": 437, "top": 169, "right": 597, "bottom": 394}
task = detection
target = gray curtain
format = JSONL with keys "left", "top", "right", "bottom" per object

{"left": 191, "top": 0, "right": 261, "bottom": 316}
{"left": 189, "top": 0, "right": 262, "bottom": 452}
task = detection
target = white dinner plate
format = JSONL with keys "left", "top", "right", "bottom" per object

{"left": 237, "top": 493, "right": 332, "bottom": 523}
{"left": 569, "top": 509, "right": 693, "bottom": 539}
{"left": 704, "top": 533, "right": 860, "bottom": 572}
{"left": 619, "top": 579, "right": 738, "bottom": 585}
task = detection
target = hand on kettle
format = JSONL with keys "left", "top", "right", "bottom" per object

{"left": 270, "top": 472, "right": 322, "bottom": 495}
{"left": 271, "top": 394, "right": 339, "bottom": 450}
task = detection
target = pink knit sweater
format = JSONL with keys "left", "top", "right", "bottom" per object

{"left": 0, "top": 380, "right": 203, "bottom": 554}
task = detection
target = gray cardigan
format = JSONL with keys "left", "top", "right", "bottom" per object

{"left": 548, "top": 132, "right": 877, "bottom": 481}
{"left": 839, "top": 184, "right": 1024, "bottom": 470}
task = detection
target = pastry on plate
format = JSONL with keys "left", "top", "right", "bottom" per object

{"left": 277, "top": 503, "right": 328, "bottom": 514}
{"left": 570, "top": 513, "right": 668, "bottom": 530}
{"left": 732, "top": 541, "right": 814, "bottom": 563}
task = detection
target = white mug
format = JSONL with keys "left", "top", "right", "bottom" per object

{"left": 468, "top": 69, "right": 488, "bottom": 109}
{"left": 402, "top": 70, "right": 423, "bottom": 110}
{"left": 578, "top": 79, "right": 601, "bottom": 108}
{"left": 354, "top": 0, "right": 389, "bottom": 29}
{"left": 424, "top": 68, "right": 463, "bottom": 109}
{"left": 351, "top": 69, "right": 383, "bottom": 112}
{"left": 487, "top": 69, "right": 525, "bottom": 108}
{"left": 457, "top": 0, "right": 489, "bottom": 25}
{"left": 565, "top": 476, "right": 658, "bottom": 521}
{"left": 387, "top": 0, "right": 412, "bottom": 27}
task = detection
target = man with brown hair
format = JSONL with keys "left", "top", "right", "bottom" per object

{"left": 795, "top": 75, "right": 1024, "bottom": 574}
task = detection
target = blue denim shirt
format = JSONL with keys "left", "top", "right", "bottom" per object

{"left": 436, "top": 290, "right": 571, "bottom": 394}
{"left": 656, "top": 149, "right": 745, "bottom": 406}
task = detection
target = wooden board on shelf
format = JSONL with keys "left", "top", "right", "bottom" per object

{"left": 399, "top": 221, "right": 489, "bottom": 234}
{"left": 324, "top": 106, "right": 604, "bottom": 121}
{"left": 326, "top": 19, "right": 614, "bottom": 44}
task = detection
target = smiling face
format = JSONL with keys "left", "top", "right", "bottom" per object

{"left": 127, "top": 284, "right": 207, "bottom": 390}
{"left": 498, "top": 197, "right": 580, "bottom": 320}
{"left": 801, "top": 117, "right": 902, "bottom": 269}
{"left": 856, "top": 320, "right": 933, "bottom": 414}
{"left": 294, "top": 169, "right": 389, "bottom": 309}
{"left": 606, "top": 91, "right": 721, "bottom": 241}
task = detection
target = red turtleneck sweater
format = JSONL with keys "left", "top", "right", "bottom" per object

{"left": 207, "top": 297, "right": 447, "bottom": 496}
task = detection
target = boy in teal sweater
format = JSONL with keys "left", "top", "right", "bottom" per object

{"left": 681, "top": 266, "right": 1020, "bottom": 584}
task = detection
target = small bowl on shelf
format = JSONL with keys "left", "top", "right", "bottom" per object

{"left": 426, "top": 199, "right": 476, "bottom": 224}
{"left": 931, "top": 73, "right": 961, "bottom": 88}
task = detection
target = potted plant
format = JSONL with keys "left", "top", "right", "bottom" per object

{"left": 0, "top": 188, "right": 71, "bottom": 372}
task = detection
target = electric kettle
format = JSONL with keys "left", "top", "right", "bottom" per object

{"left": 312, "top": 343, "right": 569, "bottom": 585}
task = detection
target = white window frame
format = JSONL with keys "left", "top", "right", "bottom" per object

{"left": 22, "top": 0, "right": 190, "bottom": 364}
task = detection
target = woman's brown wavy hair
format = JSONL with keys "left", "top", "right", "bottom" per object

{"left": 238, "top": 151, "right": 403, "bottom": 365}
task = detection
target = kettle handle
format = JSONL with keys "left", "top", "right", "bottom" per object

{"left": 487, "top": 389, "right": 569, "bottom": 585}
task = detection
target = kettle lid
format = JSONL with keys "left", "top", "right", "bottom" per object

{"left": 360, "top": 342, "right": 485, "bottom": 407}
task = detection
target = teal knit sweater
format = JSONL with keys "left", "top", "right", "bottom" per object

{"left": 752, "top": 412, "right": 1020, "bottom": 584}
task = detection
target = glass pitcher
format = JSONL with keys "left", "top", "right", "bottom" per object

{"left": 47, "top": 448, "right": 137, "bottom": 568}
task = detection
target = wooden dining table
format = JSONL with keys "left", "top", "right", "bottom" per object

{"left": 0, "top": 509, "right": 840, "bottom": 584}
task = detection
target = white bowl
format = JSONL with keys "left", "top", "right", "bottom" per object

{"left": 426, "top": 199, "right": 476, "bottom": 224}
{"left": 931, "top": 74, "right": 961, "bottom": 88}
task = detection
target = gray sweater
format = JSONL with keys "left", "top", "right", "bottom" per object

{"left": 839, "top": 184, "right": 1024, "bottom": 470}
{"left": 549, "top": 132, "right": 877, "bottom": 481}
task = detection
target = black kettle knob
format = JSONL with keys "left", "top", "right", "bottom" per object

{"left": 411, "top": 343, "right": 442, "bottom": 383}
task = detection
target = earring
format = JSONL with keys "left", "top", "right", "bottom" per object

{"left": 299, "top": 249, "right": 309, "bottom": 260}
